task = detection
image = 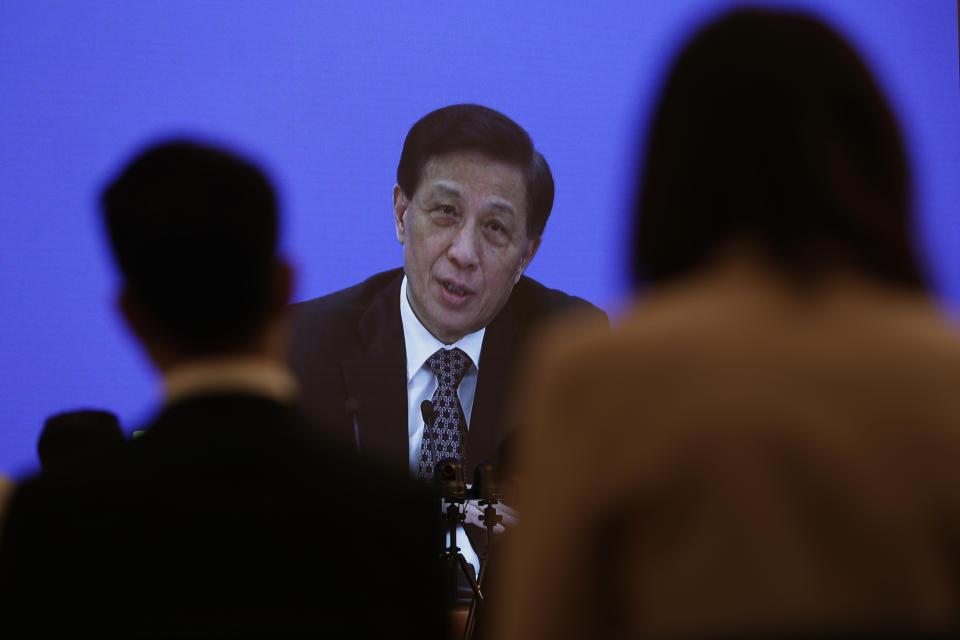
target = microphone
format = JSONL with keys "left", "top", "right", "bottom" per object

{"left": 345, "top": 397, "right": 360, "bottom": 452}
{"left": 470, "top": 461, "right": 500, "bottom": 501}
{"left": 420, "top": 399, "right": 435, "bottom": 427}
{"left": 434, "top": 458, "right": 468, "bottom": 501}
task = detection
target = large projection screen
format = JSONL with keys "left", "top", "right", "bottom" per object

{"left": 1, "top": 0, "right": 958, "bottom": 478}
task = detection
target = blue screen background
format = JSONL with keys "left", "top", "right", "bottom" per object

{"left": 1, "top": 0, "right": 957, "bottom": 478}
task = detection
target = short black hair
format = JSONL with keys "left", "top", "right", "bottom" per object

{"left": 101, "top": 140, "right": 279, "bottom": 353}
{"left": 38, "top": 409, "right": 125, "bottom": 472}
{"left": 633, "top": 8, "right": 924, "bottom": 289}
{"left": 397, "top": 104, "right": 554, "bottom": 238}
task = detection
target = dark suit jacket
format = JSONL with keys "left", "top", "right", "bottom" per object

{"left": 288, "top": 268, "right": 606, "bottom": 477}
{"left": 0, "top": 393, "right": 445, "bottom": 638}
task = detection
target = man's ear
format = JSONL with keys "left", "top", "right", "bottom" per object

{"left": 514, "top": 235, "right": 541, "bottom": 284}
{"left": 393, "top": 184, "right": 409, "bottom": 244}
{"left": 117, "top": 288, "right": 175, "bottom": 370}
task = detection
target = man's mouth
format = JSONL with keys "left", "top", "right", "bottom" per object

{"left": 440, "top": 279, "right": 471, "bottom": 297}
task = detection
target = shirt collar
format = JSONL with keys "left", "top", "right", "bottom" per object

{"left": 400, "top": 275, "right": 485, "bottom": 383}
{"left": 162, "top": 356, "right": 299, "bottom": 406}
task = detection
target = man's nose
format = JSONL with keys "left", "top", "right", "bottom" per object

{"left": 446, "top": 222, "right": 479, "bottom": 269}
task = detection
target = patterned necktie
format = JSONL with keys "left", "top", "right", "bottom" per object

{"left": 419, "top": 347, "right": 470, "bottom": 481}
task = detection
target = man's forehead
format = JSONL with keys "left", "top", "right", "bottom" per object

{"left": 416, "top": 151, "right": 526, "bottom": 204}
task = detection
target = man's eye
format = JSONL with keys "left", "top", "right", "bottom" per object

{"left": 487, "top": 221, "right": 504, "bottom": 233}
{"left": 439, "top": 205, "right": 456, "bottom": 215}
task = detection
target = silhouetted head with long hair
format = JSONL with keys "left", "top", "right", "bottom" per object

{"left": 633, "top": 7, "right": 924, "bottom": 290}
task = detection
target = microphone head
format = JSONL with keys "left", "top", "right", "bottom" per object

{"left": 471, "top": 461, "right": 500, "bottom": 500}
{"left": 434, "top": 458, "right": 468, "bottom": 500}
{"left": 420, "top": 400, "right": 434, "bottom": 425}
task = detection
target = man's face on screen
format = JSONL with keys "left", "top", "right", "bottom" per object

{"left": 393, "top": 150, "right": 540, "bottom": 344}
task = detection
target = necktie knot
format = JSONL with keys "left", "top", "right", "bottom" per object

{"left": 426, "top": 347, "right": 470, "bottom": 390}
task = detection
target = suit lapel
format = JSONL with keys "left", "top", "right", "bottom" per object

{"left": 341, "top": 272, "right": 410, "bottom": 467}
{"left": 467, "top": 300, "right": 521, "bottom": 473}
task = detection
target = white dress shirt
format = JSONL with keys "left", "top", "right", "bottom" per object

{"left": 399, "top": 276, "right": 485, "bottom": 477}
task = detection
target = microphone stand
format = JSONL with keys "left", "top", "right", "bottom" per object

{"left": 463, "top": 464, "right": 501, "bottom": 640}
{"left": 435, "top": 460, "right": 484, "bottom": 607}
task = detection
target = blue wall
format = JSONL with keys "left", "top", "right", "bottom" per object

{"left": 1, "top": 0, "right": 957, "bottom": 477}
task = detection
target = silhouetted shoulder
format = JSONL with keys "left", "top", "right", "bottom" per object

{"left": 0, "top": 394, "right": 445, "bottom": 638}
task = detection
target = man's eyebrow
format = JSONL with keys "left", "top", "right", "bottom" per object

{"left": 425, "top": 182, "right": 519, "bottom": 218}
{"left": 487, "top": 199, "right": 518, "bottom": 218}
{"left": 425, "top": 183, "right": 464, "bottom": 200}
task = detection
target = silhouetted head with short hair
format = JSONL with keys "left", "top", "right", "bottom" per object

{"left": 397, "top": 104, "right": 555, "bottom": 238}
{"left": 633, "top": 7, "right": 923, "bottom": 290}
{"left": 38, "top": 409, "right": 125, "bottom": 472}
{"left": 101, "top": 141, "right": 282, "bottom": 357}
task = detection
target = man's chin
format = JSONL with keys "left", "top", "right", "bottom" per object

{"left": 432, "top": 316, "right": 482, "bottom": 345}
